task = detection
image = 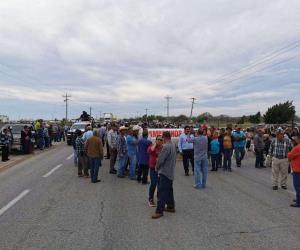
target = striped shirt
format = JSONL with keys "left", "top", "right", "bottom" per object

{"left": 269, "top": 138, "right": 293, "bottom": 159}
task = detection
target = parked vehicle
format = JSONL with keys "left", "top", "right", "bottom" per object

{"left": 0, "top": 123, "right": 35, "bottom": 150}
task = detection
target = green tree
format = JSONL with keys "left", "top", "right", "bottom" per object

{"left": 237, "top": 115, "right": 246, "bottom": 124}
{"left": 263, "top": 101, "right": 295, "bottom": 124}
{"left": 249, "top": 112, "right": 261, "bottom": 124}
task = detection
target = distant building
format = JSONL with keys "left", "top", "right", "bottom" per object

{"left": 0, "top": 115, "right": 9, "bottom": 123}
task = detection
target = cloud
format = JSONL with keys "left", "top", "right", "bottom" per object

{"left": 0, "top": 0, "right": 300, "bottom": 119}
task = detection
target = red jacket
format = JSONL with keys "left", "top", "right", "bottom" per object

{"left": 147, "top": 145, "right": 162, "bottom": 169}
{"left": 288, "top": 144, "right": 300, "bottom": 173}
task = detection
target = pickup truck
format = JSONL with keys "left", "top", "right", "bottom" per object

{"left": 66, "top": 121, "right": 91, "bottom": 146}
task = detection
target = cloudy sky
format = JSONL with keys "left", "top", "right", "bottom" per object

{"left": 0, "top": 0, "right": 299, "bottom": 120}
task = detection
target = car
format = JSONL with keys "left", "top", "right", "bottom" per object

{"left": 0, "top": 123, "right": 35, "bottom": 150}
{"left": 66, "top": 121, "right": 91, "bottom": 146}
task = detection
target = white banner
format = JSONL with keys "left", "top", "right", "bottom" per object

{"left": 147, "top": 128, "right": 184, "bottom": 139}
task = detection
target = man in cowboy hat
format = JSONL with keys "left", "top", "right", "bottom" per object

{"left": 269, "top": 128, "right": 293, "bottom": 190}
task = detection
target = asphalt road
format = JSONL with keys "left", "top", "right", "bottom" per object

{"left": 0, "top": 145, "right": 300, "bottom": 250}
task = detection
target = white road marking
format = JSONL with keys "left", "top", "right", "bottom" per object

{"left": 42, "top": 164, "right": 63, "bottom": 178}
{"left": 0, "top": 189, "right": 31, "bottom": 217}
{"left": 66, "top": 154, "right": 74, "bottom": 160}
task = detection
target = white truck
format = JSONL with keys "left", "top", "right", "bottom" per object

{"left": 103, "top": 113, "right": 114, "bottom": 123}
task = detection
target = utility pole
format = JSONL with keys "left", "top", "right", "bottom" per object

{"left": 89, "top": 106, "right": 92, "bottom": 117}
{"left": 164, "top": 96, "right": 172, "bottom": 118}
{"left": 190, "top": 97, "right": 196, "bottom": 119}
{"left": 63, "top": 93, "right": 71, "bottom": 121}
{"left": 145, "top": 108, "right": 148, "bottom": 123}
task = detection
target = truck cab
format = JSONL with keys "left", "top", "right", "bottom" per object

{"left": 66, "top": 121, "right": 91, "bottom": 146}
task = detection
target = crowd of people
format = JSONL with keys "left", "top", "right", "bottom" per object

{"left": 2, "top": 117, "right": 300, "bottom": 215}
{"left": 70, "top": 122, "right": 300, "bottom": 219}
{"left": 0, "top": 120, "right": 69, "bottom": 162}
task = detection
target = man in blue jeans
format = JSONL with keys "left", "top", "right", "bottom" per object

{"left": 152, "top": 131, "right": 177, "bottom": 219}
{"left": 85, "top": 130, "right": 104, "bottom": 183}
{"left": 126, "top": 127, "right": 139, "bottom": 180}
{"left": 117, "top": 126, "right": 128, "bottom": 178}
{"left": 187, "top": 129, "right": 208, "bottom": 188}
{"left": 232, "top": 127, "right": 246, "bottom": 167}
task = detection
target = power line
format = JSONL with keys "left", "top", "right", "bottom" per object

{"left": 212, "top": 53, "right": 300, "bottom": 87}
{"left": 62, "top": 93, "right": 71, "bottom": 121}
{"left": 209, "top": 39, "right": 300, "bottom": 86}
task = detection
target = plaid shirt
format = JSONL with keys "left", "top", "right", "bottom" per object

{"left": 269, "top": 138, "right": 293, "bottom": 159}
{"left": 75, "top": 137, "right": 85, "bottom": 156}
{"left": 0, "top": 133, "right": 10, "bottom": 146}
{"left": 117, "top": 134, "right": 127, "bottom": 157}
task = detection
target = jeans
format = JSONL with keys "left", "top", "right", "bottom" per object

{"left": 218, "top": 153, "right": 223, "bottom": 168}
{"left": 255, "top": 149, "right": 264, "bottom": 168}
{"left": 117, "top": 155, "right": 128, "bottom": 176}
{"left": 149, "top": 168, "right": 159, "bottom": 201}
{"left": 38, "top": 137, "right": 45, "bottom": 150}
{"left": 194, "top": 157, "right": 208, "bottom": 188}
{"left": 44, "top": 137, "right": 50, "bottom": 148}
{"left": 156, "top": 174, "right": 175, "bottom": 214}
{"left": 137, "top": 164, "right": 149, "bottom": 183}
{"left": 78, "top": 154, "right": 89, "bottom": 176}
{"left": 1, "top": 145, "right": 9, "bottom": 161}
{"left": 234, "top": 148, "right": 245, "bottom": 167}
{"left": 106, "top": 140, "right": 110, "bottom": 159}
{"left": 89, "top": 157, "right": 101, "bottom": 182}
{"left": 211, "top": 154, "right": 219, "bottom": 171}
{"left": 292, "top": 172, "right": 300, "bottom": 204}
{"left": 73, "top": 149, "right": 78, "bottom": 167}
{"left": 182, "top": 149, "right": 194, "bottom": 173}
{"left": 128, "top": 154, "right": 137, "bottom": 179}
{"left": 223, "top": 149, "right": 233, "bottom": 170}
{"left": 109, "top": 147, "right": 117, "bottom": 171}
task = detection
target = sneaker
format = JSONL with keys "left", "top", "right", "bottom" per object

{"left": 164, "top": 207, "right": 176, "bottom": 213}
{"left": 152, "top": 213, "right": 163, "bottom": 219}
{"left": 193, "top": 185, "right": 201, "bottom": 189}
{"left": 109, "top": 170, "right": 117, "bottom": 174}
{"left": 148, "top": 200, "right": 156, "bottom": 207}
{"left": 281, "top": 186, "right": 287, "bottom": 190}
{"left": 272, "top": 186, "right": 278, "bottom": 190}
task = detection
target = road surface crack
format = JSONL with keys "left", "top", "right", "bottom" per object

{"left": 98, "top": 199, "right": 114, "bottom": 249}
{"left": 212, "top": 224, "right": 300, "bottom": 238}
